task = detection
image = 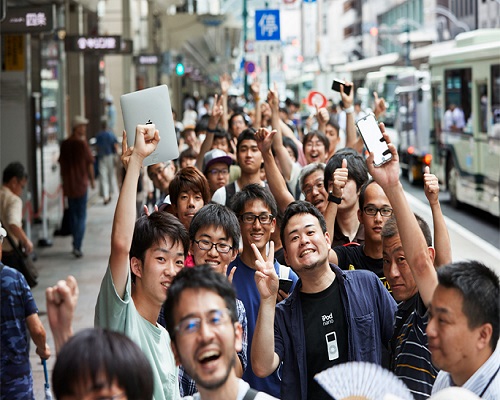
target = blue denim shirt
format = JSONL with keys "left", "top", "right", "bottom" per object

{"left": 273, "top": 264, "right": 397, "bottom": 399}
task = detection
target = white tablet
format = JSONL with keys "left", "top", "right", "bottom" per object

{"left": 120, "top": 85, "right": 179, "bottom": 166}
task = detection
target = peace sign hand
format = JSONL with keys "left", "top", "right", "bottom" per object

{"left": 252, "top": 242, "right": 279, "bottom": 301}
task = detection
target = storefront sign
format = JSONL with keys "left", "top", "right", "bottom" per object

{"left": 136, "top": 54, "right": 159, "bottom": 65}
{"left": 4, "top": 34, "right": 25, "bottom": 71}
{"left": 1, "top": 4, "right": 55, "bottom": 33}
{"left": 65, "top": 35, "right": 122, "bottom": 53}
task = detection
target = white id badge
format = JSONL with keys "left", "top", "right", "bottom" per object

{"left": 325, "top": 331, "right": 339, "bottom": 361}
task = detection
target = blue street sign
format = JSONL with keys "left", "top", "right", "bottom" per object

{"left": 255, "top": 10, "right": 280, "bottom": 41}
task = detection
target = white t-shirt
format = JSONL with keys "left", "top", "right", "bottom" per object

{"left": 184, "top": 379, "right": 278, "bottom": 400}
{"left": 95, "top": 267, "right": 179, "bottom": 400}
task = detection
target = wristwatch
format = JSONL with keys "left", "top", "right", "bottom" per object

{"left": 328, "top": 192, "right": 342, "bottom": 204}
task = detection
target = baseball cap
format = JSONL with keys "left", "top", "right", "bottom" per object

{"left": 203, "top": 149, "right": 233, "bottom": 174}
{"left": 72, "top": 115, "right": 89, "bottom": 129}
{"left": 0, "top": 221, "right": 7, "bottom": 238}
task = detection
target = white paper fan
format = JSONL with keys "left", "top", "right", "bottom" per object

{"left": 314, "top": 361, "right": 413, "bottom": 400}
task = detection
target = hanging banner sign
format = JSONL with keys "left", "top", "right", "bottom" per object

{"left": 1, "top": 4, "right": 55, "bottom": 33}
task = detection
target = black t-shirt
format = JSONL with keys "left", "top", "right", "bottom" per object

{"left": 301, "top": 278, "right": 348, "bottom": 400}
{"left": 333, "top": 244, "right": 390, "bottom": 292}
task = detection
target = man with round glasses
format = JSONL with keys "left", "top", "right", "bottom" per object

{"left": 172, "top": 203, "right": 248, "bottom": 397}
{"left": 164, "top": 265, "right": 277, "bottom": 399}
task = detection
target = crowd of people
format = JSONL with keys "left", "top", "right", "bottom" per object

{"left": 0, "top": 78, "right": 498, "bottom": 400}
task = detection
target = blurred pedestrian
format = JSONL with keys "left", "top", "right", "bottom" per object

{"left": 1, "top": 221, "right": 51, "bottom": 399}
{"left": 59, "top": 115, "right": 95, "bottom": 258}
{"left": 95, "top": 117, "right": 118, "bottom": 205}
{"left": 0, "top": 162, "right": 34, "bottom": 270}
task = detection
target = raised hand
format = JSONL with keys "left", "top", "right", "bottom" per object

{"left": 252, "top": 242, "right": 279, "bottom": 301}
{"left": 373, "top": 92, "right": 387, "bottom": 119}
{"left": 250, "top": 79, "right": 261, "bottom": 98}
{"left": 267, "top": 88, "right": 279, "bottom": 112}
{"left": 365, "top": 123, "right": 400, "bottom": 189}
{"left": 133, "top": 124, "right": 160, "bottom": 161}
{"left": 341, "top": 81, "right": 354, "bottom": 109}
{"left": 120, "top": 130, "right": 134, "bottom": 170}
{"left": 316, "top": 104, "right": 330, "bottom": 130}
{"left": 220, "top": 73, "right": 232, "bottom": 94}
{"left": 209, "top": 94, "right": 224, "bottom": 129}
{"left": 256, "top": 127, "right": 276, "bottom": 155}
{"left": 423, "top": 166, "right": 440, "bottom": 206}
{"left": 332, "top": 158, "right": 348, "bottom": 197}
{"left": 46, "top": 275, "right": 79, "bottom": 353}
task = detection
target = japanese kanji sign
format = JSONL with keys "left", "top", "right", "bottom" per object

{"left": 1, "top": 4, "right": 55, "bottom": 33}
{"left": 255, "top": 10, "right": 280, "bottom": 42}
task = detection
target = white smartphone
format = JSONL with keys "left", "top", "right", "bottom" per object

{"left": 355, "top": 113, "right": 392, "bottom": 167}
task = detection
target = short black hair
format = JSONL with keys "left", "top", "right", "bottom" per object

{"left": 437, "top": 261, "right": 499, "bottom": 350}
{"left": 53, "top": 328, "right": 154, "bottom": 400}
{"left": 381, "top": 213, "right": 432, "bottom": 247}
{"left": 303, "top": 130, "right": 330, "bottom": 154}
{"left": 3, "top": 162, "right": 27, "bottom": 184}
{"left": 236, "top": 129, "right": 257, "bottom": 152}
{"left": 283, "top": 136, "right": 298, "bottom": 161}
{"left": 281, "top": 201, "right": 327, "bottom": 250}
{"left": 358, "top": 179, "right": 379, "bottom": 210}
{"left": 229, "top": 183, "right": 277, "bottom": 221}
{"left": 324, "top": 148, "right": 368, "bottom": 193}
{"left": 164, "top": 265, "right": 238, "bottom": 343}
{"left": 130, "top": 212, "right": 189, "bottom": 278}
{"left": 229, "top": 112, "right": 249, "bottom": 130}
{"left": 189, "top": 203, "right": 240, "bottom": 250}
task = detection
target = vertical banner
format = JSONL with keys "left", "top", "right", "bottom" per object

{"left": 4, "top": 34, "right": 25, "bottom": 71}
{"left": 302, "top": 0, "right": 317, "bottom": 59}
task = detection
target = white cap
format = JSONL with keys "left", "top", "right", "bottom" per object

{"left": 72, "top": 115, "right": 89, "bottom": 129}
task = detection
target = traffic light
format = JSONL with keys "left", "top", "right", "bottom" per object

{"left": 175, "top": 56, "right": 184, "bottom": 76}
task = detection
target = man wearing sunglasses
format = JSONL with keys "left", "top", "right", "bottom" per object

{"left": 164, "top": 265, "right": 277, "bottom": 399}
{"left": 228, "top": 183, "right": 298, "bottom": 397}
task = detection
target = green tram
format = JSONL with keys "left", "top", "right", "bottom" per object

{"left": 429, "top": 29, "right": 500, "bottom": 217}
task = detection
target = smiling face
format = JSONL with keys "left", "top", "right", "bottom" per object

{"left": 302, "top": 170, "right": 328, "bottom": 215}
{"left": 283, "top": 213, "right": 331, "bottom": 274}
{"left": 132, "top": 238, "right": 185, "bottom": 306}
{"left": 173, "top": 190, "right": 205, "bottom": 229}
{"left": 358, "top": 183, "right": 391, "bottom": 244}
{"left": 426, "top": 285, "right": 489, "bottom": 384}
{"left": 191, "top": 225, "right": 237, "bottom": 274}
{"left": 382, "top": 234, "right": 418, "bottom": 302}
{"left": 171, "top": 288, "right": 242, "bottom": 391}
{"left": 239, "top": 199, "right": 275, "bottom": 253}
{"left": 237, "top": 139, "right": 263, "bottom": 175}
{"left": 304, "top": 136, "right": 327, "bottom": 164}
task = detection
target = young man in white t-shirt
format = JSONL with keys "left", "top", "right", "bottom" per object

{"left": 95, "top": 125, "right": 190, "bottom": 400}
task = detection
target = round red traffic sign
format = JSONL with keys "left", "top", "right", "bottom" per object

{"left": 307, "top": 91, "right": 327, "bottom": 108}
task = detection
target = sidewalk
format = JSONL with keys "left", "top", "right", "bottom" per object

{"left": 29, "top": 188, "right": 117, "bottom": 399}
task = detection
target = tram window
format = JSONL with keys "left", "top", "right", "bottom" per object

{"left": 444, "top": 68, "right": 472, "bottom": 132}
{"left": 478, "top": 83, "right": 487, "bottom": 133}
{"left": 432, "top": 83, "right": 442, "bottom": 140}
{"left": 491, "top": 64, "right": 500, "bottom": 138}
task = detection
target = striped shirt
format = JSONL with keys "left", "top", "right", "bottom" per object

{"left": 432, "top": 345, "right": 500, "bottom": 400}
{"left": 390, "top": 294, "right": 438, "bottom": 399}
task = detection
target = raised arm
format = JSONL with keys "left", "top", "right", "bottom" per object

{"left": 268, "top": 88, "right": 293, "bottom": 180}
{"left": 256, "top": 128, "right": 295, "bottom": 213}
{"left": 367, "top": 126, "right": 437, "bottom": 306}
{"left": 220, "top": 74, "right": 231, "bottom": 132}
{"left": 251, "top": 79, "right": 262, "bottom": 128}
{"left": 196, "top": 94, "right": 224, "bottom": 170}
{"left": 342, "top": 82, "right": 362, "bottom": 153}
{"left": 324, "top": 158, "right": 348, "bottom": 239}
{"left": 110, "top": 126, "right": 159, "bottom": 299}
{"left": 316, "top": 104, "right": 330, "bottom": 134}
{"left": 423, "top": 166, "right": 452, "bottom": 267}
{"left": 250, "top": 242, "right": 281, "bottom": 378}
{"left": 46, "top": 275, "right": 79, "bottom": 354}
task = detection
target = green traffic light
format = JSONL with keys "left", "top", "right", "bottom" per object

{"left": 175, "top": 63, "right": 185, "bottom": 76}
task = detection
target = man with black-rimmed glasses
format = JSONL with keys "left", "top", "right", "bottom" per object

{"left": 228, "top": 183, "right": 298, "bottom": 398}
{"left": 328, "top": 178, "right": 393, "bottom": 292}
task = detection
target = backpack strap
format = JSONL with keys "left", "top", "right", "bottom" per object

{"left": 242, "top": 387, "right": 259, "bottom": 400}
